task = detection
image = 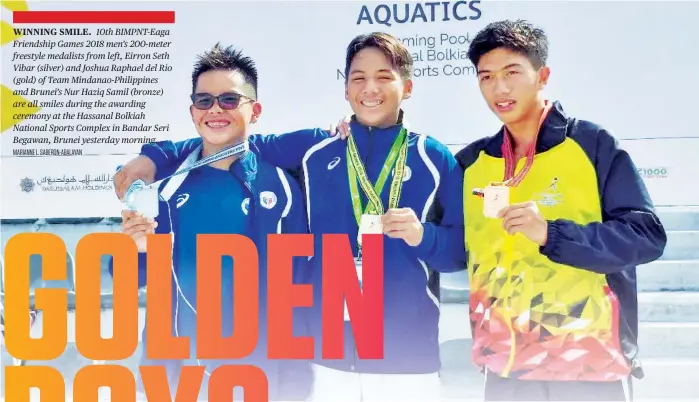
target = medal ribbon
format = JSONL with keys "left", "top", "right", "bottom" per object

{"left": 161, "top": 140, "right": 249, "bottom": 182}
{"left": 347, "top": 127, "right": 409, "bottom": 226}
{"left": 123, "top": 140, "right": 249, "bottom": 209}
{"left": 501, "top": 101, "right": 553, "bottom": 187}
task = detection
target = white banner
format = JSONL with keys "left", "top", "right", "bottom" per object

{"left": 449, "top": 138, "right": 699, "bottom": 207}
{"left": 620, "top": 138, "right": 699, "bottom": 207}
{"left": 2, "top": 1, "right": 698, "bottom": 218}
{"left": 0, "top": 154, "right": 134, "bottom": 219}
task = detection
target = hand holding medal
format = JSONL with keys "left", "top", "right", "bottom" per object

{"left": 120, "top": 141, "right": 250, "bottom": 219}
{"left": 122, "top": 179, "right": 160, "bottom": 219}
{"left": 475, "top": 102, "right": 553, "bottom": 244}
{"left": 381, "top": 208, "right": 424, "bottom": 247}
{"left": 497, "top": 201, "right": 548, "bottom": 246}
{"left": 347, "top": 127, "right": 411, "bottom": 254}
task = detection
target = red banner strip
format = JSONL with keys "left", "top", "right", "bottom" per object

{"left": 13, "top": 11, "right": 175, "bottom": 24}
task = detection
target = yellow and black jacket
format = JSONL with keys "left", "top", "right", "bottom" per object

{"left": 455, "top": 101, "right": 667, "bottom": 381}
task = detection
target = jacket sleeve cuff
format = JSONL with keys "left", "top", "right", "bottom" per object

{"left": 412, "top": 222, "right": 437, "bottom": 260}
{"left": 540, "top": 220, "right": 561, "bottom": 260}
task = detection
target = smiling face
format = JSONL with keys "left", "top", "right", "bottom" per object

{"left": 345, "top": 47, "right": 412, "bottom": 128}
{"left": 189, "top": 69, "right": 261, "bottom": 148}
{"left": 476, "top": 47, "right": 549, "bottom": 126}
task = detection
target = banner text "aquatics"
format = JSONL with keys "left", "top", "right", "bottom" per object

{"left": 357, "top": 1, "right": 482, "bottom": 27}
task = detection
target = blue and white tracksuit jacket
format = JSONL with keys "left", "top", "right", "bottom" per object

{"left": 109, "top": 141, "right": 312, "bottom": 400}
{"left": 140, "top": 113, "right": 467, "bottom": 375}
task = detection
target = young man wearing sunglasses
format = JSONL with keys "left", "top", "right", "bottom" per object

{"left": 115, "top": 43, "right": 312, "bottom": 401}
{"left": 114, "top": 32, "right": 466, "bottom": 401}
{"left": 454, "top": 20, "right": 667, "bottom": 400}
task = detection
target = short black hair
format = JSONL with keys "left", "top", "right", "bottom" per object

{"left": 191, "top": 43, "right": 258, "bottom": 98}
{"left": 345, "top": 32, "right": 413, "bottom": 81}
{"left": 467, "top": 20, "right": 548, "bottom": 70}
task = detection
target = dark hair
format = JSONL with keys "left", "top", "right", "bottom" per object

{"left": 344, "top": 32, "right": 413, "bottom": 81}
{"left": 191, "top": 42, "right": 258, "bottom": 98}
{"left": 467, "top": 20, "right": 548, "bottom": 70}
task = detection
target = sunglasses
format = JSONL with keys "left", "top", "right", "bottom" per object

{"left": 190, "top": 92, "right": 254, "bottom": 110}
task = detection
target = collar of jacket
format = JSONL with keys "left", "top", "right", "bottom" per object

{"left": 186, "top": 137, "right": 259, "bottom": 194}
{"left": 230, "top": 141, "right": 258, "bottom": 195}
{"left": 483, "top": 100, "right": 570, "bottom": 158}
{"left": 348, "top": 109, "right": 407, "bottom": 149}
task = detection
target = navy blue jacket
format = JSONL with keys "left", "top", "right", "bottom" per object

{"left": 109, "top": 141, "right": 312, "bottom": 399}
{"left": 140, "top": 113, "right": 466, "bottom": 374}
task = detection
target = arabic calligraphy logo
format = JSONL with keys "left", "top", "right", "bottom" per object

{"left": 20, "top": 177, "right": 35, "bottom": 193}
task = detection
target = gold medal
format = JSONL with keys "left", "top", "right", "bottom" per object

{"left": 357, "top": 214, "right": 383, "bottom": 246}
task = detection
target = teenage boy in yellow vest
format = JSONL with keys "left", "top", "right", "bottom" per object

{"left": 455, "top": 19, "right": 667, "bottom": 401}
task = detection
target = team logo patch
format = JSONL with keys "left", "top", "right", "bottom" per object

{"left": 260, "top": 191, "right": 277, "bottom": 209}
{"left": 393, "top": 165, "right": 412, "bottom": 182}
{"left": 535, "top": 177, "right": 563, "bottom": 207}
{"left": 241, "top": 197, "right": 250, "bottom": 215}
